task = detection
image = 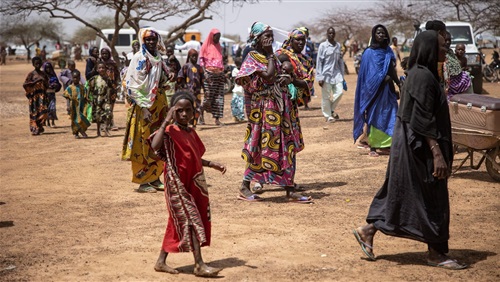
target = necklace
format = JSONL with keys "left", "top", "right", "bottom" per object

{"left": 174, "top": 122, "right": 191, "bottom": 132}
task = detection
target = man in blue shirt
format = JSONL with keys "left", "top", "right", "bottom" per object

{"left": 316, "top": 27, "right": 345, "bottom": 122}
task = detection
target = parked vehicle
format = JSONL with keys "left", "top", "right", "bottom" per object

{"left": 413, "top": 21, "right": 484, "bottom": 93}
{"left": 96, "top": 28, "right": 188, "bottom": 64}
{"left": 483, "top": 51, "right": 500, "bottom": 83}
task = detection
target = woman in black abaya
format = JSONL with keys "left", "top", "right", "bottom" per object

{"left": 352, "top": 30, "right": 467, "bottom": 270}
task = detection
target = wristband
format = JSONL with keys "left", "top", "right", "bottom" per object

{"left": 430, "top": 143, "right": 439, "bottom": 151}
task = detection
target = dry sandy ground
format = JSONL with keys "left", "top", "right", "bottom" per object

{"left": 0, "top": 53, "right": 499, "bottom": 282}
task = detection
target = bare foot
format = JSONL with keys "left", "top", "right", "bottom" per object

{"left": 193, "top": 264, "right": 222, "bottom": 277}
{"left": 154, "top": 262, "right": 179, "bottom": 274}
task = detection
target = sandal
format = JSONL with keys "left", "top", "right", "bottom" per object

{"left": 237, "top": 194, "right": 262, "bottom": 202}
{"left": 427, "top": 259, "right": 468, "bottom": 270}
{"left": 137, "top": 184, "right": 157, "bottom": 193}
{"left": 353, "top": 229, "right": 376, "bottom": 261}
{"left": 286, "top": 190, "right": 313, "bottom": 204}
{"left": 149, "top": 179, "right": 164, "bottom": 191}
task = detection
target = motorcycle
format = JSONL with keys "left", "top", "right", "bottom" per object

{"left": 483, "top": 51, "right": 500, "bottom": 83}
{"left": 354, "top": 50, "right": 363, "bottom": 74}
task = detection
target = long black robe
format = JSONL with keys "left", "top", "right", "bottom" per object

{"left": 366, "top": 62, "right": 453, "bottom": 253}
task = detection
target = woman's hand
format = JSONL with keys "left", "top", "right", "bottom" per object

{"left": 432, "top": 151, "right": 449, "bottom": 180}
{"left": 209, "top": 161, "right": 227, "bottom": 175}
{"left": 142, "top": 107, "right": 152, "bottom": 123}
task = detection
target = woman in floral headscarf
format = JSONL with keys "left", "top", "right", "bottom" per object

{"left": 277, "top": 28, "right": 315, "bottom": 109}
{"left": 122, "top": 27, "right": 171, "bottom": 193}
{"left": 235, "top": 22, "right": 311, "bottom": 203}
{"left": 199, "top": 28, "right": 225, "bottom": 126}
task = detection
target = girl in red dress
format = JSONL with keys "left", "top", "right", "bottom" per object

{"left": 150, "top": 91, "right": 226, "bottom": 277}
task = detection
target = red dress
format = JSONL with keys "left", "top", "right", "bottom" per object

{"left": 149, "top": 125, "right": 211, "bottom": 253}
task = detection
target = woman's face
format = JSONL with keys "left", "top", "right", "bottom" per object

{"left": 173, "top": 99, "right": 194, "bottom": 126}
{"left": 101, "top": 49, "right": 110, "bottom": 60}
{"left": 374, "top": 27, "right": 387, "bottom": 44}
{"left": 144, "top": 35, "right": 158, "bottom": 54}
{"left": 291, "top": 35, "right": 306, "bottom": 53}
{"left": 213, "top": 33, "right": 221, "bottom": 44}
{"left": 132, "top": 41, "right": 140, "bottom": 53}
{"left": 189, "top": 53, "right": 198, "bottom": 64}
{"left": 438, "top": 35, "right": 447, "bottom": 63}
{"left": 258, "top": 30, "right": 274, "bottom": 47}
{"left": 91, "top": 48, "right": 99, "bottom": 58}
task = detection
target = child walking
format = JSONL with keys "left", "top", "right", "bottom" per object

{"left": 150, "top": 91, "right": 226, "bottom": 278}
{"left": 177, "top": 49, "right": 204, "bottom": 127}
{"left": 23, "top": 56, "right": 49, "bottom": 135}
{"left": 86, "top": 61, "right": 113, "bottom": 137}
{"left": 230, "top": 57, "right": 245, "bottom": 122}
{"left": 42, "top": 62, "right": 62, "bottom": 127}
{"left": 62, "top": 70, "right": 90, "bottom": 139}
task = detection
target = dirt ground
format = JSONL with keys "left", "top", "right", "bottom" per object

{"left": 0, "top": 52, "right": 499, "bottom": 282}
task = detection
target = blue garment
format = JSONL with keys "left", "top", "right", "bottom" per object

{"left": 353, "top": 47, "right": 398, "bottom": 143}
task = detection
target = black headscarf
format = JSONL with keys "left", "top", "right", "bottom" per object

{"left": 425, "top": 20, "right": 446, "bottom": 33}
{"left": 407, "top": 30, "right": 439, "bottom": 80}
{"left": 369, "top": 24, "right": 390, "bottom": 49}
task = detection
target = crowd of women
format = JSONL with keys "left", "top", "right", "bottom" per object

{"left": 22, "top": 19, "right": 469, "bottom": 276}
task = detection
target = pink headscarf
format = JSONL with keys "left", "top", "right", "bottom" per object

{"left": 199, "top": 28, "right": 223, "bottom": 69}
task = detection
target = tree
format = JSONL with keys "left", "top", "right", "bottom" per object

{"left": 307, "top": 8, "right": 373, "bottom": 47}
{"left": 432, "top": 0, "right": 500, "bottom": 34}
{"left": 70, "top": 16, "right": 119, "bottom": 46}
{"left": 0, "top": 15, "right": 62, "bottom": 61}
{"left": 0, "top": 0, "right": 258, "bottom": 63}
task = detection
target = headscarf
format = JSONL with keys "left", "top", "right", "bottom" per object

{"left": 188, "top": 48, "right": 198, "bottom": 58}
{"left": 407, "top": 30, "right": 439, "bottom": 80}
{"left": 100, "top": 46, "right": 115, "bottom": 62}
{"left": 131, "top": 39, "right": 139, "bottom": 47}
{"left": 282, "top": 28, "right": 306, "bottom": 51}
{"left": 126, "top": 27, "right": 168, "bottom": 108}
{"left": 199, "top": 28, "right": 222, "bottom": 63}
{"left": 247, "top": 22, "right": 272, "bottom": 47}
{"left": 42, "top": 61, "right": 62, "bottom": 92}
{"left": 369, "top": 24, "right": 390, "bottom": 49}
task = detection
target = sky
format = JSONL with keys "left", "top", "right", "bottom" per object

{"left": 61, "top": 0, "right": 379, "bottom": 42}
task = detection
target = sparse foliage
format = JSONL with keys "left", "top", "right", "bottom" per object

{"left": 0, "top": 15, "right": 62, "bottom": 61}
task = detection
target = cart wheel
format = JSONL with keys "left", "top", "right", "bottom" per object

{"left": 485, "top": 149, "right": 500, "bottom": 182}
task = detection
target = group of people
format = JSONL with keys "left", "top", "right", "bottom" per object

{"left": 21, "top": 18, "right": 468, "bottom": 276}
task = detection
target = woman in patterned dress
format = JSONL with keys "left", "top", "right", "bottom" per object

{"left": 236, "top": 22, "right": 311, "bottom": 203}
{"left": 23, "top": 56, "right": 49, "bottom": 135}
{"left": 122, "top": 27, "right": 171, "bottom": 193}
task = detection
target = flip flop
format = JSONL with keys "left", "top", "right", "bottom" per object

{"left": 427, "top": 259, "right": 468, "bottom": 270}
{"left": 287, "top": 195, "right": 313, "bottom": 204}
{"left": 368, "top": 151, "right": 379, "bottom": 157}
{"left": 237, "top": 194, "right": 262, "bottom": 202}
{"left": 352, "top": 229, "right": 376, "bottom": 261}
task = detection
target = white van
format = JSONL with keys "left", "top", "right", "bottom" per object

{"left": 97, "top": 28, "right": 188, "bottom": 64}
